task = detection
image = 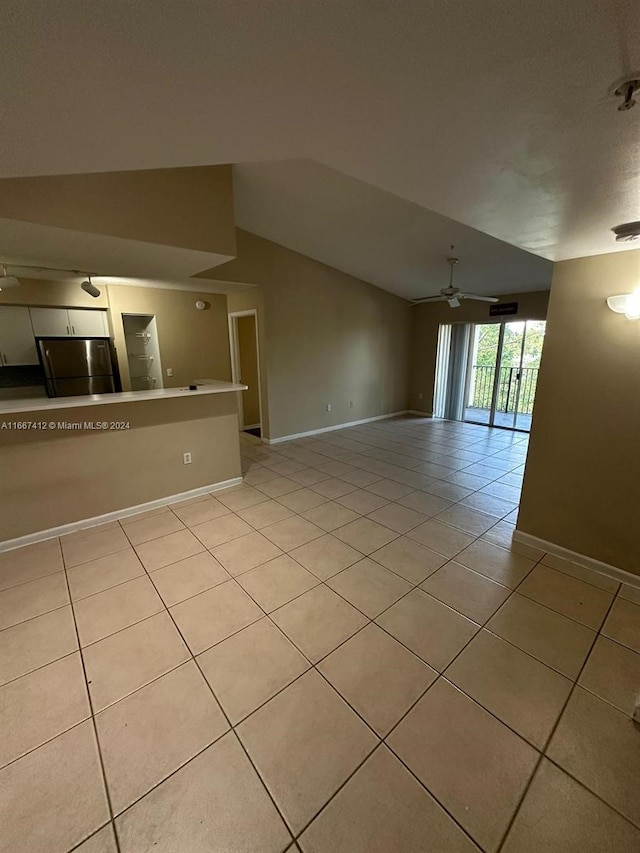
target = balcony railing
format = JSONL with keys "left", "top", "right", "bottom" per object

{"left": 468, "top": 365, "right": 539, "bottom": 415}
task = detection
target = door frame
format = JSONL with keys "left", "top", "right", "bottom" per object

{"left": 464, "top": 320, "right": 536, "bottom": 433}
{"left": 227, "top": 309, "right": 263, "bottom": 432}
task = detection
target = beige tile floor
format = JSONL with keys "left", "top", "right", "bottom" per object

{"left": 0, "top": 416, "right": 639, "bottom": 853}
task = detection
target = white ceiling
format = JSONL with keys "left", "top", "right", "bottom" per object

{"left": 1, "top": 0, "right": 639, "bottom": 273}
{"left": 233, "top": 160, "right": 552, "bottom": 297}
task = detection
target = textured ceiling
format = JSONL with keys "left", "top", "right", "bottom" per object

{"left": 1, "top": 0, "right": 639, "bottom": 281}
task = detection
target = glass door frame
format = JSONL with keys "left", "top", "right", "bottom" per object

{"left": 505, "top": 324, "right": 528, "bottom": 430}
{"left": 463, "top": 320, "right": 532, "bottom": 433}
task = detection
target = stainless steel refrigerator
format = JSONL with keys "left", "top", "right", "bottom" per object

{"left": 37, "top": 338, "right": 119, "bottom": 397}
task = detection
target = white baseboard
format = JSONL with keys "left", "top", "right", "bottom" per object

{"left": 0, "top": 476, "right": 244, "bottom": 554}
{"left": 264, "top": 411, "right": 410, "bottom": 445}
{"left": 513, "top": 530, "right": 640, "bottom": 588}
{"left": 408, "top": 410, "right": 433, "bottom": 417}
{"left": 242, "top": 423, "right": 261, "bottom": 430}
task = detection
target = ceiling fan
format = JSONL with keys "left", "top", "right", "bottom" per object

{"left": 412, "top": 250, "right": 499, "bottom": 308}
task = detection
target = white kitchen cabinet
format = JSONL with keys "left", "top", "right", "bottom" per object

{"left": 30, "top": 307, "right": 109, "bottom": 338}
{"left": 0, "top": 306, "right": 39, "bottom": 366}
{"left": 68, "top": 309, "right": 108, "bottom": 337}
{"left": 29, "top": 307, "right": 72, "bottom": 337}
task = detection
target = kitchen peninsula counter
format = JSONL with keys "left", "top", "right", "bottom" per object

{"left": 0, "top": 379, "right": 246, "bottom": 415}
{"left": 0, "top": 380, "right": 248, "bottom": 547}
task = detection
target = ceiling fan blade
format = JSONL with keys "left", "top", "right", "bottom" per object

{"left": 411, "top": 295, "right": 448, "bottom": 304}
{"left": 459, "top": 294, "right": 500, "bottom": 303}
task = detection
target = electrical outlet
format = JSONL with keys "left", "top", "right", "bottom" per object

{"left": 326, "top": 403, "right": 332, "bottom": 412}
{"left": 349, "top": 400, "right": 354, "bottom": 408}
{"left": 183, "top": 452, "right": 192, "bottom": 465}
{"left": 166, "top": 368, "right": 173, "bottom": 377}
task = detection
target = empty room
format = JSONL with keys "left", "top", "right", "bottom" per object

{"left": 0, "top": 2, "right": 639, "bottom": 852}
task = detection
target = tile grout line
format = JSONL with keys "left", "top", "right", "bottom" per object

{"left": 361, "top": 547, "right": 579, "bottom": 849}
{"left": 65, "top": 822, "right": 115, "bottom": 853}
{"left": 494, "top": 585, "right": 622, "bottom": 852}
{"left": 220, "top": 525, "right": 566, "bottom": 850}
{"left": 2, "top": 490, "right": 626, "bottom": 694}
{"left": 3, "top": 491, "right": 614, "bottom": 723}
{"left": 228, "top": 568, "right": 487, "bottom": 849}
{"left": 0, "top": 541, "right": 539, "bottom": 777}
{"left": 136, "top": 552, "right": 296, "bottom": 850}
{"left": 125, "top": 512, "right": 468, "bottom": 845}
{"left": 3, "top": 418, "right": 636, "bottom": 851}
{"left": 58, "top": 538, "right": 123, "bottom": 853}
{"left": 379, "top": 548, "right": 544, "bottom": 750}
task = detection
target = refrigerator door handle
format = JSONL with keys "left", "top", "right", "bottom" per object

{"left": 44, "top": 348, "right": 55, "bottom": 379}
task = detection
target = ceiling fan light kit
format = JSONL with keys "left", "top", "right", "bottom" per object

{"left": 611, "top": 221, "right": 640, "bottom": 243}
{"left": 411, "top": 248, "right": 499, "bottom": 308}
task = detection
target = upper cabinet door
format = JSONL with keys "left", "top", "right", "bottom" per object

{"left": 0, "top": 306, "right": 39, "bottom": 365}
{"left": 29, "top": 307, "right": 71, "bottom": 337}
{"left": 68, "top": 309, "right": 108, "bottom": 337}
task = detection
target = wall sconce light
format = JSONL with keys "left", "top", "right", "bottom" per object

{"left": 606, "top": 290, "right": 640, "bottom": 320}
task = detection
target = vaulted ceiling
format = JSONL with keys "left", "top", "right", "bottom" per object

{"left": 1, "top": 0, "right": 638, "bottom": 296}
{"left": 233, "top": 160, "right": 552, "bottom": 297}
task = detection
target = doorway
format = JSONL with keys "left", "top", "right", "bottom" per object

{"left": 464, "top": 320, "right": 545, "bottom": 431}
{"left": 228, "top": 310, "right": 263, "bottom": 437}
{"left": 434, "top": 320, "right": 546, "bottom": 433}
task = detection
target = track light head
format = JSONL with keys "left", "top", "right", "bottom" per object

{"left": 81, "top": 278, "right": 101, "bottom": 298}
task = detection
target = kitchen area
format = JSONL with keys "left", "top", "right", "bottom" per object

{"left": 0, "top": 274, "right": 250, "bottom": 547}
{"left": 0, "top": 270, "right": 237, "bottom": 400}
{"left": 0, "top": 303, "right": 116, "bottom": 400}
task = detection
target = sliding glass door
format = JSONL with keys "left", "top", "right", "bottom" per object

{"left": 463, "top": 320, "right": 545, "bottom": 432}
{"left": 464, "top": 323, "right": 501, "bottom": 426}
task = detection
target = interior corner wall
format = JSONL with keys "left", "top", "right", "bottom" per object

{"left": 216, "top": 230, "right": 412, "bottom": 440}
{"left": 408, "top": 290, "right": 549, "bottom": 414}
{"left": 518, "top": 250, "right": 640, "bottom": 575}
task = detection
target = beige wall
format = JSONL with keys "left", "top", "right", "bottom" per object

{"left": 518, "top": 250, "right": 640, "bottom": 575}
{"left": 0, "top": 166, "right": 236, "bottom": 257}
{"left": 0, "top": 278, "right": 109, "bottom": 310}
{"left": 237, "top": 314, "right": 260, "bottom": 427}
{"left": 107, "top": 284, "right": 232, "bottom": 390}
{"left": 409, "top": 290, "right": 549, "bottom": 412}
{"left": 212, "top": 230, "right": 412, "bottom": 439}
{"left": 0, "top": 394, "right": 241, "bottom": 542}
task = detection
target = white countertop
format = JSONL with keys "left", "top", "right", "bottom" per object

{"left": 0, "top": 380, "right": 247, "bottom": 415}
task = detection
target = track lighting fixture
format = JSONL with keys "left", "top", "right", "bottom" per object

{"left": 81, "top": 277, "right": 101, "bottom": 298}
